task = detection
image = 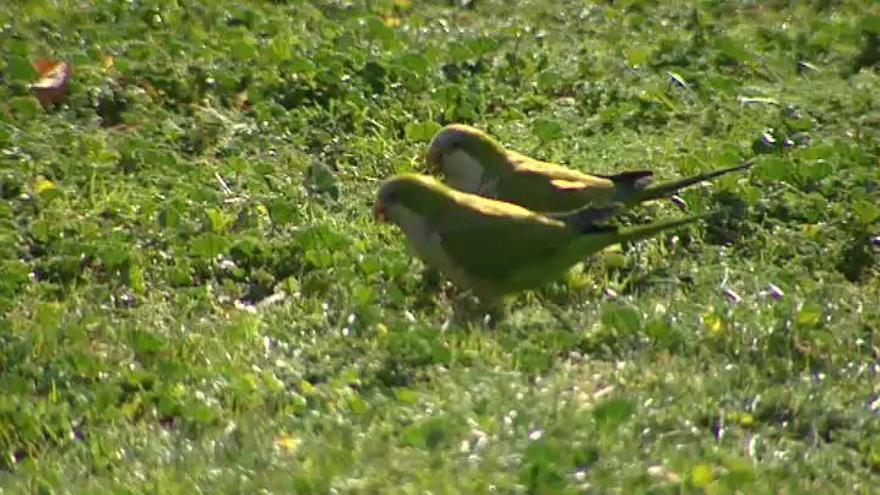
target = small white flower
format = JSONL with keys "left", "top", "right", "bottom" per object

{"left": 474, "top": 434, "right": 489, "bottom": 451}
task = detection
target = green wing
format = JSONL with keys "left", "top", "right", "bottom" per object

{"left": 501, "top": 168, "right": 617, "bottom": 212}
{"left": 500, "top": 154, "right": 619, "bottom": 211}
{"left": 433, "top": 195, "right": 577, "bottom": 281}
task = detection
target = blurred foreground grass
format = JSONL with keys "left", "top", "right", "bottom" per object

{"left": 1, "top": 1, "right": 879, "bottom": 492}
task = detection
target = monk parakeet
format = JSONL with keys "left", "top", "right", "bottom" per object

{"left": 426, "top": 124, "right": 751, "bottom": 213}
{"left": 373, "top": 173, "right": 711, "bottom": 306}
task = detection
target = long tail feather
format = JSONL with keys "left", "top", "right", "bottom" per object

{"left": 570, "top": 211, "right": 719, "bottom": 261}
{"left": 551, "top": 203, "right": 623, "bottom": 232}
{"left": 603, "top": 170, "right": 654, "bottom": 193}
{"left": 611, "top": 211, "right": 716, "bottom": 245}
{"left": 628, "top": 160, "right": 753, "bottom": 205}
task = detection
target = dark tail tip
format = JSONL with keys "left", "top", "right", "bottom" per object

{"left": 604, "top": 170, "right": 654, "bottom": 192}
{"left": 634, "top": 159, "right": 754, "bottom": 204}
{"left": 580, "top": 223, "right": 619, "bottom": 234}
{"left": 553, "top": 204, "right": 624, "bottom": 233}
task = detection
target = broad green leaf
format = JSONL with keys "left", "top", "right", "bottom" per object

{"left": 853, "top": 200, "right": 880, "bottom": 224}
{"left": 401, "top": 53, "right": 430, "bottom": 73}
{"left": 405, "top": 121, "right": 441, "bottom": 141}
{"left": 189, "top": 233, "right": 229, "bottom": 258}
{"left": 601, "top": 304, "right": 642, "bottom": 334}
{"left": 715, "top": 36, "right": 751, "bottom": 62}
{"left": 593, "top": 397, "right": 635, "bottom": 433}
{"left": 5, "top": 56, "right": 38, "bottom": 81}
{"left": 533, "top": 118, "right": 562, "bottom": 143}
{"left": 305, "top": 162, "right": 339, "bottom": 199}
{"left": 9, "top": 96, "right": 42, "bottom": 119}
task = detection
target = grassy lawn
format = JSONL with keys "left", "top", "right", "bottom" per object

{"left": 2, "top": 0, "right": 880, "bottom": 492}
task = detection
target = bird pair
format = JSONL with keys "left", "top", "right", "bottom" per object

{"left": 373, "top": 124, "right": 750, "bottom": 313}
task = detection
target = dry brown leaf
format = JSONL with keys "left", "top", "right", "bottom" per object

{"left": 30, "top": 60, "right": 72, "bottom": 107}
{"left": 235, "top": 90, "right": 250, "bottom": 110}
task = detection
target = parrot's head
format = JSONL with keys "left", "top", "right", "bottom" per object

{"left": 426, "top": 124, "right": 507, "bottom": 193}
{"left": 373, "top": 174, "right": 449, "bottom": 227}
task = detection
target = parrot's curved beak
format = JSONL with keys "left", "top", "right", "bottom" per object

{"left": 372, "top": 200, "right": 387, "bottom": 223}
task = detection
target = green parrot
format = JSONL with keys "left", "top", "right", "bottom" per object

{"left": 373, "top": 173, "right": 711, "bottom": 306}
{"left": 426, "top": 124, "right": 751, "bottom": 213}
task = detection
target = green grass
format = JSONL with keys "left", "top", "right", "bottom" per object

{"left": 2, "top": 0, "right": 880, "bottom": 493}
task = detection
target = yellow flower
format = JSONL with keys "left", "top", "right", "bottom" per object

{"left": 274, "top": 434, "right": 300, "bottom": 452}
{"left": 34, "top": 176, "right": 56, "bottom": 194}
{"left": 703, "top": 312, "right": 723, "bottom": 334}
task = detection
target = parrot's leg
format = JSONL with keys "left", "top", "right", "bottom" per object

{"left": 447, "top": 292, "right": 487, "bottom": 327}
{"left": 441, "top": 290, "right": 507, "bottom": 328}
{"left": 414, "top": 267, "right": 447, "bottom": 311}
{"left": 469, "top": 289, "right": 507, "bottom": 328}
{"left": 419, "top": 266, "right": 445, "bottom": 294}
{"left": 479, "top": 301, "right": 506, "bottom": 329}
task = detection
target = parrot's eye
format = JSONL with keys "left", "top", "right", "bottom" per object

{"left": 436, "top": 132, "right": 462, "bottom": 151}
